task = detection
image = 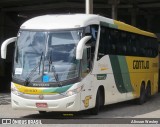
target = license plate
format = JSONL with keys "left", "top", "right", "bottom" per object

{"left": 36, "top": 103, "right": 48, "bottom": 108}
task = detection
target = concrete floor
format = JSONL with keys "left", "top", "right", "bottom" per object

{"left": 0, "top": 93, "right": 160, "bottom": 126}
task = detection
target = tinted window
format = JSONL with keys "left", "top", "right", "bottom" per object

{"left": 98, "top": 26, "right": 158, "bottom": 60}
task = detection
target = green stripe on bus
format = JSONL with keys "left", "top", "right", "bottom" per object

{"left": 42, "top": 84, "right": 72, "bottom": 94}
{"left": 100, "top": 21, "right": 118, "bottom": 29}
{"left": 109, "top": 55, "right": 127, "bottom": 93}
{"left": 118, "top": 56, "right": 133, "bottom": 92}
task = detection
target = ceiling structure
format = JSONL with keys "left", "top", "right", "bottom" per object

{"left": 0, "top": 0, "right": 159, "bottom": 15}
{"left": 0, "top": 0, "right": 160, "bottom": 38}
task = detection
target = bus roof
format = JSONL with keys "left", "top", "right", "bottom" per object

{"left": 20, "top": 14, "right": 156, "bottom": 38}
{"left": 20, "top": 14, "right": 102, "bottom": 30}
{"left": 113, "top": 20, "right": 157, "bottom": 38}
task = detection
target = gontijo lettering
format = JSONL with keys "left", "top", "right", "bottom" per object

{"left": 133, "top": 60, "right": 149, "bottom": 69}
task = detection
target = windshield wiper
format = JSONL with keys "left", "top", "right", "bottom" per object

{"left": 48, "top": 51, "right": 62, "bottom": 87}
{"left": 39, "top": 52, "right": 43, "bottom": 74}
{"left": 24, "top": 52, "right": 43, "bottom": 86}
{"left": 51, "top": 65, "right": 62, "bottom": 87}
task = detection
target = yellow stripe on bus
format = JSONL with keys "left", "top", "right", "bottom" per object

{"left": 14, "top": 83, "right": 43, "bottom": 94}
{"left": 114, "top": 20, "right": 157, "bottom": 38}
{"left": 14, "top": 83, "right": 58, "bottom": 95}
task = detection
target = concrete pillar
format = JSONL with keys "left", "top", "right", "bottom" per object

{"left": 85, "top": 0, "right": 93, "bottom": 14}
{"left": 108, "top": 0, "right": 120, "bottom": 20}
{"left": 0, "top": 11, "right": 4, "bottom": 43}
{"left": 0, "top": 11, "right": 5, "bottom": 77}
{"left": 131, "top": 8, "right": 137, "bottom": 26}
{"left": 111, "top": 4, "right": 117, "bottom": 19}
{"left": 146, "top": 15, "right": 153, "bottom": 31}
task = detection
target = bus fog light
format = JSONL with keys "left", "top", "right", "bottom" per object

{"left": 13, "top": 100, "right": 19, "bottom": 106}
{"left": 66, "top": 101, "right": 74, "bottom": 108}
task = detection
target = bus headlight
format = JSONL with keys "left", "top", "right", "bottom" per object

{"left": 63, "top": 85, "right": 83, "bottom": 97}
{"left": 11, "top": 85, "right": 22, "bottom": 96}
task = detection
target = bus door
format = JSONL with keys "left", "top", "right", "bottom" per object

{"left": 80, "top": 47, "right": 94, "bottom": 109}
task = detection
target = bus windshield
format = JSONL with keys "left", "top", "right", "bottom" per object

{"left": 13, "top": 29, "right": 82, "bottom": 84}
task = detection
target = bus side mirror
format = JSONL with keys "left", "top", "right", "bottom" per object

{"left": 76, "top": 36, "right": 91, "bottom": 60}
{"left": 1, "top": 37, "right": 17, "bottom": 59}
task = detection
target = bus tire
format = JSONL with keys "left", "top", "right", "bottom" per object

{"left": 39, "top": 111, "right": 47, "bottom": 114}
{"left": 90, "top": 89, "right": 100, "bottom": 115}
{"left": 146, "top": 82, "right": 151, "bottom": 100}
{"left": 137, "top": 83, "right": 146, "bottom": 105}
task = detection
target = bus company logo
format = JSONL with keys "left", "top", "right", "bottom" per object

{"left": 133, "top": 60, "right": 149, "bottom": 69}
{"left": 82, "top": 96, "right": 92, "bottom": 108}
{"left": 39, "top": 95, "right": 44, "bottom": 100}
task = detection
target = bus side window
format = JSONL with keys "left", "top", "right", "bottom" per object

{"left": 131, "top": 34, "right": 137, "bottom": 55}
{"left": 85, "top": 25, "right": 98, "bottom": 62}
{"left": 81, "top": 48, "right": 90, "bottom": 78}
{"left": 91, "top": 25, "right": 98, "bottom": 42}
{"left": 120, "top": 31, "right": 127, "bottom": 55}
{"left": 140, "top": 36, "right": 145, "bottom": 56}
{"left": 152, "top": 38, "right": 158, "bottom": 57}
{"left": 110, "top": 29, "right": 117, "bottom": 55}
{"left": 90, "top": 25, "right": 98, "bottom": 61}
{"left": 98, "top": 26, "right": 107, "bottom": 60}
{"left": 113, "top": 30, "right": 120, "bottom": 55}
{"left": 135, "top": 35, "right": 140, "bottom": 56}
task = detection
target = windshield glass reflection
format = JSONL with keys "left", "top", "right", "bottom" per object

{"left": 13, "top": 29, "right": 82, "bottom": 83}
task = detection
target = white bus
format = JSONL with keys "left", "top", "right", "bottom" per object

{"left": 1, "top": 14, "right": 159, "bottom": 115}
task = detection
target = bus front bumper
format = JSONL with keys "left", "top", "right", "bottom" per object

{"left": 11, "top": 92, "right": 81, "bottom": 112}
